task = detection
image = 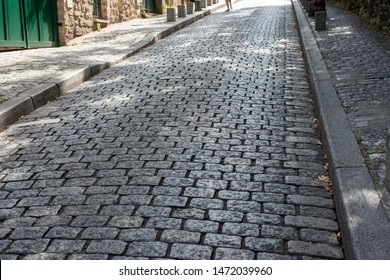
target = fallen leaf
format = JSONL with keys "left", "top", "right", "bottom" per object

{"left": 324, "top": 185, "right": 333, "bottom": 192}
{"left": 318, "top": 175, "right": 331, "bottom": 183}
{"left": 315, "top": 140, "right": 323, "bottom": 146}
{"left": 324, "top": 162, "right": 330, "bottom": 171}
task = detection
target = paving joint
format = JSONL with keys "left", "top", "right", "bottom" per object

{"left": 291, "top": 0, "right": 390, "bottom": 259}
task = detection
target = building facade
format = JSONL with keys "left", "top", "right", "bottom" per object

{"left": 57, "top": 0, "right": 142, "bottom": 45}
{"left": 0, "top": 0, "right": 141, "bottom": 49}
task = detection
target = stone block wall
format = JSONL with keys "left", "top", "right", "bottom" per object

{"left": 103, "top": 0, "right": 141, "bottom": 23}
{"left": 57, "top": 0, "right": 141, "bottom": 46}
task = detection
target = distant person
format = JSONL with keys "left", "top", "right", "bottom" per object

{"left": 225, "top": 0, "right": 232, "bottom": 11}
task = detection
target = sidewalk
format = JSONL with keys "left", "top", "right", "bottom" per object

{"left": 292, "top": 0, "right": 390, "bottom": 259}
{"left": 0, "top": 2, "right": 227, "bottom": 131}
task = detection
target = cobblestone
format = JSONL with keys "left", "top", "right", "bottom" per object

{"left": 204, "top": 233, "right": 242, "bottom": 248}
{"left": 287, "top": 240, "right": 344, "bottom": 259}
{"left": 126, "top": 242, "right": 168, "bottom": 258}
{"left": 215, "top": 248, "right": 255, "bottom": 260}
{"left": 170, "top": 244, "right": 212, "bottom": 260}
{"left": 222, "top": 223, "right": 260, "bottom": 237}
{"left": 45, "top": 227, "right": 82, "bottom": 239}
{"left": 10, "top": 227, "right": 48, "bottom": 239}
{"left": 244, "top": 237, "right": 284, "bottom": 254}
{"left": 86, "top": 240, "right": 127, "bottom": 255}
{"left": 119, "top": 228, "right": 157, "bottom": 241}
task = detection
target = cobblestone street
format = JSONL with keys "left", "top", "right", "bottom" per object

{"left": 0, "top": 0, "right": 344, "bottom": 260}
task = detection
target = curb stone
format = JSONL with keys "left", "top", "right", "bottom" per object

{"left": 291, "top": 0, "right": 390, "bottom": 259}
{"left": 0, "top": 2, "right": 228, "bottom": 133}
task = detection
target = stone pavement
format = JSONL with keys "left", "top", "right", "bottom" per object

{"left": 304, "top": 2, "right": 390, "bottom": 209}
{"left": 0, "top": 2, "right": 227, "bottom": 105}
{"left": 0, "top": 0, "right": 345, "bottom": 260}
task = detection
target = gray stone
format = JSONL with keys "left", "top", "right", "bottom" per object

{"left": 194, "top": 0, "right": 202, "bottom": 11}
{"left": 136, "top": 206, "right": 171, "bottom": 217}
{"left": 86, "top": 240, "right": 127, "bottom": 254}
{"left": 285, "top": 215, "right": 339, "bottom": 231}
{"left": 170, "top": 243, "right": 212, "bottom": 260}
{"left": 263, "top": 203, "right": 296, "bottom": 215}
{"left": 23, "top": 253, "right": 67, "bottom": 260}
{"left": 244, "top": 237, "right": 283, "bottom": 253}
{"left": 7, "top": 239, "right": 50, "bottom": 254}
{"left": 222, "top": 222, "right": 260, "bottom": 237}
{"left": 100, "top": 205, "right": 135, "bottom": 216}
{"left": 126, "top": 242, "right": 168, "bottom": 257}
{"left": 257, "top": 252, "right": 296, "bottom": 260}
{"left": 45, "top": 227, "right": 82, "bottom": 238}
{"left": 24, "top": 206, "right": 61, "bottom": 217}
{"left": 47, "top": 240, "right": 86, "bottom": 253}
{"left": 146, "top": 217, "right": 182, "bottom": 229}
{"left": 153, "top": 195, "right": 188, "bottom": 207}
{"left": 172, "top": 208, "right": 205, "bottom": 219}
{"left": 190, "top": 198, "right": 224, "bottom": 210}
{"left": 287, "top": 195, "right": 334, "bottom": 208}
{"left": 187, "top": 2, "right": 195, "bottom": 14}
{"left": 184, "top": 219, "right": 219, "bottom": 233}
{"left": 10, "top": 227, "right": 48, "bottom": 239}
{"left": 208, "top": 210, "right": 244, "bottom": 222}
{"left": 161, "top": 229, "right": 201, "bottom": 243}
{"left": 261, "top": 225, "right": 298, "bottom": 240}
{"left": 227, "top": 200, "right": 261, "bottom": 213}
{"left": 204, "top": 233, "right": 242, "bottom": 248}
{"left": 288, "top": 240, "right": 343, "bottom": 259}
{"left": 315, "top": 11, "right": 326, "bottom": 31}
{"left": 252, "top": 192, "right": 284, "bottom": 203}
{"left": 215, "top": 248, "right": 255, "bottom": 260}
{"left": 71, "top": 216, "right": 109, "bottom": 227}
{"left": 119, "top": 228, "right": 157, "bottom": 241}
{"left": 300, "top": 228, "right": 340, "bottom": 245}
{"left": 108, "top": 216, "right": 144, "bottom": 228}
{"left": 184, "top": 187, "right": 215, "bottom": 198}
{"left": 81, "top": 227, "right": 119, "bottom": 239}
{"left": 177, "top": 5, "right": 186, "bottom": 18}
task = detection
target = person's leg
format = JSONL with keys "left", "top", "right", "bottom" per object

{"left": 225, "top": 0, "right": 232, "bottom": 11}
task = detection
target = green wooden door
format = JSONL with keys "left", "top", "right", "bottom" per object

{"left": 143, "top": 0, "right": 156, "bottom": 13}
{"left": 0, "top": 0, "right": 26, "bottom": 47}
{"left": 0, "top": 0, "right": 58, "bottom": 48}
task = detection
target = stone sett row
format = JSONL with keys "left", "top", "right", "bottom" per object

{"left": 0, "top": 0, "right": 344, "bottom": 260}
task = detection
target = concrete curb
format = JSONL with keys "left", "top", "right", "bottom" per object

{"left": 291, "top": 0, "right": 390, "bottom": 259}
{"left": 0, "top": 3, "right": 226, "bottom": 133}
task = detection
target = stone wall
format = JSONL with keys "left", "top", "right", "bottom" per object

{"left": 103, "top": 0, "right": 141, "bottom": 23}
{"left": 57, "top": 0, "right": 141, "bottom": 46}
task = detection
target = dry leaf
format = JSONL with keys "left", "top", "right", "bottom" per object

{"left": 315, "top": 140, "right": 323, "bottom": 146}
{"left": 324, "top": 162, "right": 330, "bottom": 171}
{"left": 318, "top": 175, "right": 331, "bottom": 183}
{"left": 324, "top": 185, "right": 333, "bottom": 192}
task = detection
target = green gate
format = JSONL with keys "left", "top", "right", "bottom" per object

{"left": 0, "top": 0, "right": 58, "bottom": 49}
{"left": 143, "top": 0, "right": 156, "bottom": 13}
